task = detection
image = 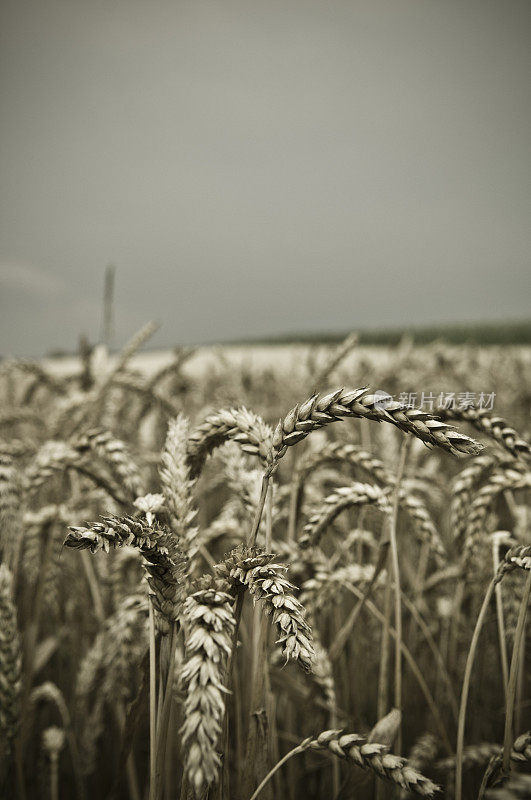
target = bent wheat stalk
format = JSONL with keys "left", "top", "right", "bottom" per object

{"left": 455, "top": 546, "right": 531, "bottom": 800}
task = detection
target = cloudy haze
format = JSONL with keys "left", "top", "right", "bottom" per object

{"left": 1, "top": 0, "right": 530, "bottom": 356}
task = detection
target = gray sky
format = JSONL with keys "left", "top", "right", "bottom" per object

{"left": 1, "top": 0, "right": 530, "bottom": 356}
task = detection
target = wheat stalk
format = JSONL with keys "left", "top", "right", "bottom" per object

{"left": 314, "top": 332, "right": 358, "bottom": 387}
{"left": 455, "top": 546, "right": 531, "bottom": 800}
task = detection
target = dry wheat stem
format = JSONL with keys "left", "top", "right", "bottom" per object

{"left": 389, "top": 436, "right": 409, "bottom": 754}
{"left": 455, "top": 578, "right": 496, "bottom": 800}
{"left": 454, "top": 548, "right": 530, "bottom": 800}
{"left": 492, "top": 534, "right": 510, "bottom": 701}
{"left": 314, "top": 332, "right": 358, "bottom": 387}
{"left": 502, "top": 565, "right": 531, "bottom": 772}
{"left": 344, "top": 581, "right": 452, "bottom": 754}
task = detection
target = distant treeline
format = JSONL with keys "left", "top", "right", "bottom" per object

{"left": 42, "top": 319, "right": 531, "bottom": 358}
{"left": 239, "top": 320, "right": 531, "bottom": 347}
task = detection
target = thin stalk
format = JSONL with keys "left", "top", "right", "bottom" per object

{"left": 329, "top": 539, "right": 390, "bottom": 662}
{"left": 287, "top": 478, "right": 301, "bottom": 542}
{"left": 345, "top": 582, "right": 452, "bottom": 754}
{"left": 80, "top": 551, "right": 105, "bottom": 621}
{"left": 220, "top": 589, "right": 245, "bottom": 800}
{"left": 502, "top": 567, "right": 531, "bottom": 772}
{"left": 154, "top": 623, "right": 177, "bottom": 799}
{"left": 233, "top": 659, "right": 243, "bottom": 799}
{"left": 222, "top": 472, "right": 271, "bottom": 797}
{"left": 148, "top": 601, "right": 157, "bottom": 800}
{"left": 455, "top": 578, "right": 496, "bottom": 800}
{"left": 388, "top": 436, "right": 410, "bottom": 755}
{"left": 408, "top": 540, "right": 430, "bottom": 652}
{"left": 81, "top": 551, "right": 139, "bottom": 800}
{"left": 241, "top": 603, "right": 270, "bottom": 799}
{"left": 242, "top": 481, "right": 275, "bottom": 797}
{"left": 287, "top": 449, "right": 301, "bottom": 542}
{"left": 265, "top": 480, "right": 273, "bottom": 552}
{"left": 401, "top": 592, "right": 459, "bottom": 723}
{"left": 492, "top": 538, "right": 509, "bottom": 700}
{"left": 377, "top": 570, "right": 392, "bottom": 721}
{"left": 114, "top": 703, "right": 141, "bottom": 800}
{"left": 515, "top": 635, "right": 524, "bottom": 735}
{"left": 248, "top": 474, "right": 270, "bottom": 547}
{"left": 248, "top": 744, "right": 306, "bottom": 800}
{"left": 448, "top": 579, "right": 465, "bottom": 675}
{"left": 49, "top": 753, "right": 59, "bottom": 800}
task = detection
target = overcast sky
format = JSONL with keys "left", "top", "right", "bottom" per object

{"left": 1, "top": 0, "right": 530, "bottom": 356}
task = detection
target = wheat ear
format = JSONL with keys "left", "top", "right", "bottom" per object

{"left": 270, "top": 387, "right": 482, "bottom": 468}
{"left": 462, "top": 466, "right": 530, "bottom": 568}
{"left": 296, "top": 442, "right": 445, "bottom": 558}
{"left": 160, "top": 415, "right": 199, "bottom": 564}
{"left": 186, "top": 407, "right": 273, "bottom": 479}
{"left": 249, "top": 729, "right": 440, "bottom": 800}
{"left": 438, "top": 406, "right": 531, "bottom": 459}
{"left": 215, "top": 546, "right": 315, "bottom": 672}
{"left": 299, "top": 483, "right": 391, "bottom": 549}
{"left": 74, "top": 429, "right": 143, "bottom": 496}
{"left": 65, "top": 516, "right": 186, "bottom": 633}
{"left": 0, "top": 564, "right": 22, "bottom": 762}
{"left": 484, "top": 773, "right": 531, "bottom": 799}
{"left": 179, "top": 576, "right": 236, "bottom": 797}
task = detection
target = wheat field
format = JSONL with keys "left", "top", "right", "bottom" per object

{"left": 0, "top": 328, "right": 530, "bottom": 800}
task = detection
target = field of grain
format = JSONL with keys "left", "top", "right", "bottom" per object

{"left": 0, "top": 328, "right": 530, "bottom": 800}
